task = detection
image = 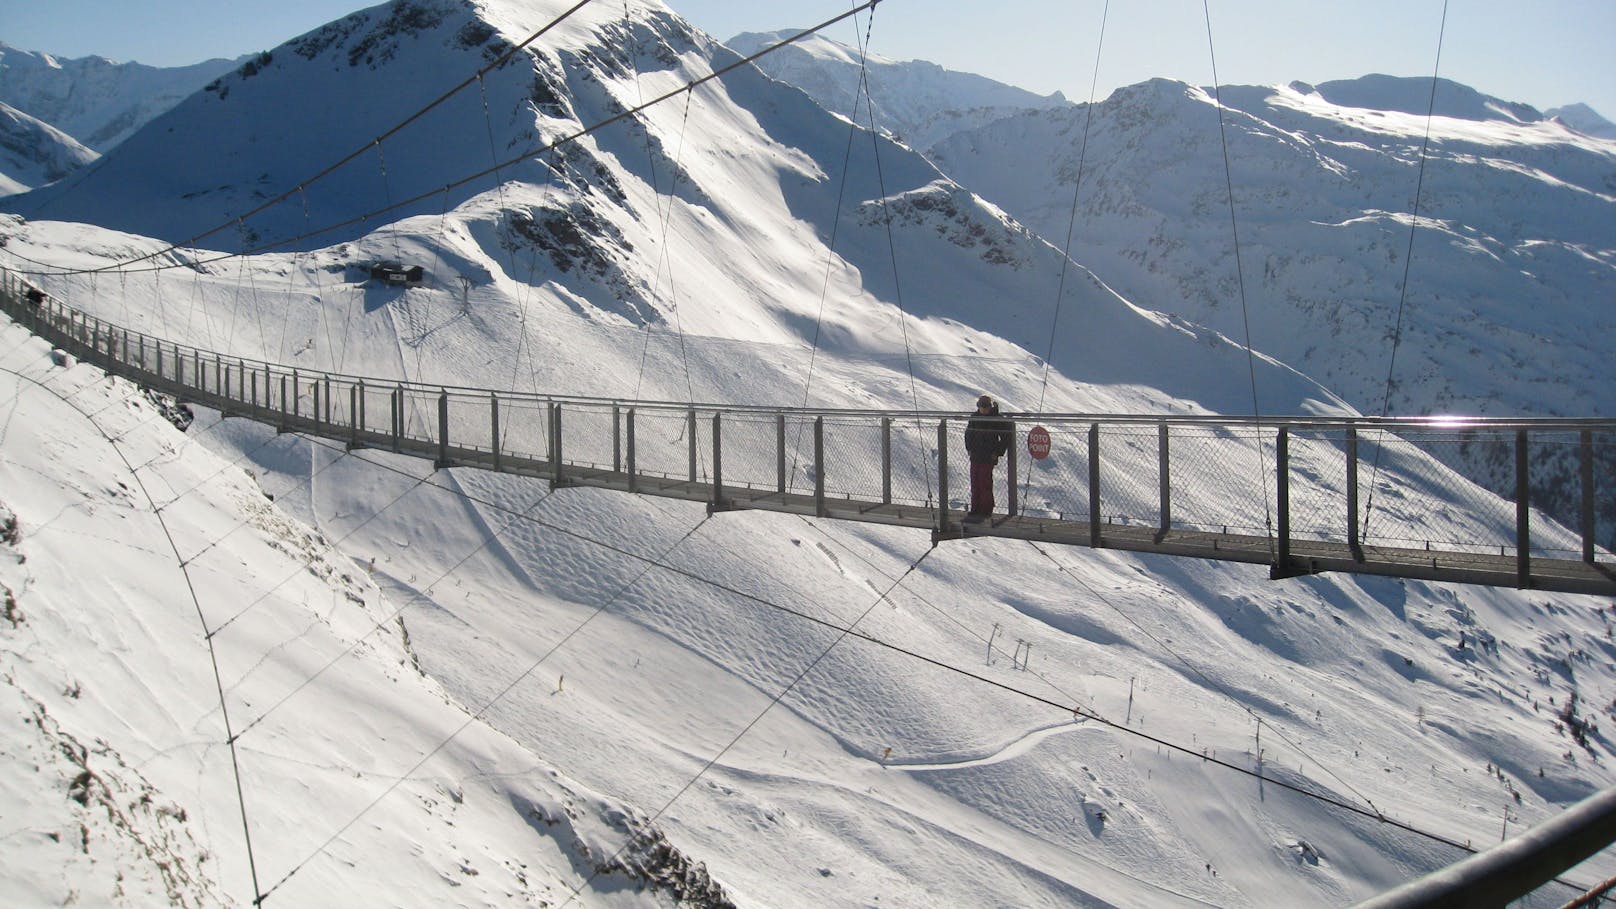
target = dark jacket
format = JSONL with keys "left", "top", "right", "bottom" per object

{"left": 964, "top": 404, "right": 1012, "bottom": 464}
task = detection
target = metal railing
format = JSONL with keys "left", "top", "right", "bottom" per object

{"left": 4, "top": 265, "right": 1612, "bottom": 594}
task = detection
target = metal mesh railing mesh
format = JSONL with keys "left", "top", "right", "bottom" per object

{"left": 1360, "top": 431, "right": 1523, "bottom": 555}
{"left": 633, "top": 408, "right": 696, "bottom": 481}
{"left": 1287, "top": 430, "right": 1353, "bottom": 543}
{"left": 5, "top": 268, "right": 1615, "bottom": 579}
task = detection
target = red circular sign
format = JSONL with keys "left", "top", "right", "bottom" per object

{"left": 1027, "top": 425, "right": 1052, "bottom": 460}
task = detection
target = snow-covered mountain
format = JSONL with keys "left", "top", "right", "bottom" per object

{"left": 1548, "top": 103, "right": 1616, "bottom": 141}
{"left": 3, "top": 1, "right": 1616, "bottom": 907}
{"left": 0, "top": 42, "right": 247, "bottom": 152}
{"left": 0, "top": 102, "right": 98, "bottom": 196}
{"left": 735, "top": 38, "right": 1616, "bottom": 542}
{"left": 725, "top": 29, "right": 1070, "bottom": 152}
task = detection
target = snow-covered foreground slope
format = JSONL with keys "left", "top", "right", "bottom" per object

{"left": 4, "top": 0, "right": 1616, "bottom": 906}
{"left": 0, "top": 319, "right": 749, "bottom": 907}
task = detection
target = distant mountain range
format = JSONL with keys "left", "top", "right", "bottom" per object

{"left": 736, "top": 35, "right": 1616, "bottom": 534}
{"left": 0, "top": 42, "right": 246, "bottom": 192}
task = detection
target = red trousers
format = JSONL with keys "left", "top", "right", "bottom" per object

{"left": 969, "top": 461, "right": 996, "bottom": 514}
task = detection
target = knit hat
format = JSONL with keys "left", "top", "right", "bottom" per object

{"left": 977, "top": 395, "right": 993, "bottom": 408}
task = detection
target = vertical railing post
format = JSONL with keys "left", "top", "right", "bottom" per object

{"left": 436, "top": 390, "right": 450, "bottom": 468}
{"left": 687, "top": 407, "right": 698, "bottom": 484}
{"left": 1347, "top": 427, "right": 1363, "bottom": 560}
{"left": 1517, "top": 429, "right": 1531, "bottom": 587}
{"left": 392, "top": 385, "right": 403, "bottom": 452}
{"left": 157, "top": 344, "right": 165, "bottom": 382}
{"left": 1581, "top": 429, "right": 1596, "bottom": 564}
{"left": 491, "top": 393, "right": 501, "bottom": 471}
{"left": 313, "top": 378, "right": 323, "bottom": 434}
{"left": 1006, "top": 419, "right": 1019, "bottom": 517}
{"left": 776, "top": 413, "right": 787, "bottom": 495}
{"left": 1088, "top": 423, "right": 1101, "bottom": 547}
{"left": 323, "top": 377, "right": 332, "bottom": 425}
{"left": 1157, "top": 423, "right": 1171, "bottom": 541}
{"left": 710, "top": 412, "right": 724, "bottom": 510}
{"left": 626, "top": 407, "right": 638, "bottom": 494}
{"left": 351, "top": 382, "right": 363, "bottom": 449}
{"left": 1276, "top": 426, "right": 1292, "bottom": 573}
{"left": 881, "top": 416, "right": 892, "bottom": 506}
{"left": 550, "top": 402, "right": 564, "bottom": 489}
{"left": 814, "top": 416, "right": 826, "bottom": 517}
{"left": 612, "top": 404, "right": 622, "bottom": 473}
{"left": 937, "top": 419, "right": 951, "bottom": 533}
{"left": 291, "top": 370, "right": 301, "bottom": 419}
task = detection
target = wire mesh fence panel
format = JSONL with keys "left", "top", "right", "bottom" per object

{"left": 1526, "top": 430, "right": 1613, "bottom": 562}
{"left": 1358, "top": 431, "right": 1522, "bottom": 555}
{"left": 717, "top": 412, "right": 784, "bottom": 492}
{"left": 632, "top": 407, "right": 697, "bottom": 481}
{"left": 820, "top": 417, "right": 887, "bottom": 503}
{"left": 1094, "top": 425, "right": 1167, "bottom": 531}
{"left": 397, "top": 387, "right": 438, "bottom": 445}
{"left": 444, "top": 391, "right": 493, "bottom": 454}
{"left": 495, "top": 397, "right": 549, "bottom": 463}
{"left": 1595, "top": 431, "right": 1615, "bottom": 565}
{"left": 690, "top": 409, "right": 715, "bottom": 484}
{"left": 888, "top": 418, "right": 940, "bottom": 508}
{"left": 559, "top": 402, "right": 618, "bottom": 470}
{"left": 1286, "top": 429, "right": 1354, "bottom": 544}
{"left": 1161, "top": 427, "right": 1274, "bottom": 536}
{"left": 1012, "top": 420, "right": 1090, "bottom": 521}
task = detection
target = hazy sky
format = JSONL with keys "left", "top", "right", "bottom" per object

{"left": 4, "top": 0, "right": 1613, "bottom": 118}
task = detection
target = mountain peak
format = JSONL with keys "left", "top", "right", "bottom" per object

{"left": 1300, "top": 73, "right": 1544, "bottom": 124}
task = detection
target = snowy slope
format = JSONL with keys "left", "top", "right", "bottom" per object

{"left": 0, "top": 102, "right": 98, "bottom": 196}
{"left": 0, "top": 42, "right": 246, "bottom": 152}
{"left": 0, "top": 319, "right": 735, "bottom": 908}
{"left": 4, "top": 1, "right": 1616, "bottom": 907}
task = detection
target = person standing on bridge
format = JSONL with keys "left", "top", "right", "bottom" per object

{"left": 964, "top": 394, "right": 1012, "bottom": 522}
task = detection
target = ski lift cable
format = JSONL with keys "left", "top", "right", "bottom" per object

{"left": 556, "top": 546, "right": 939, "bottom": 909}
{"left": 1024, "top": 540, "right": 1387, "bottom": 819}
{"left": 1363, "top": 0, "right": 1450, "bottom": 542}
{"left": 288, "top": 434, "right": 1541, "bottom": 877}
{"left": 1202, "top": 0, "right": 1275, "bottom": 557}
{"left": 1023, "top": 0, "right": 1110, "bottom": 507}
{"left": 254, "top": 503, "right": 709, "bottom": 906}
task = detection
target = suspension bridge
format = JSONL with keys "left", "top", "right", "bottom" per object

{"left": 6, "top": 266, "right": 1611, "bottom": 596}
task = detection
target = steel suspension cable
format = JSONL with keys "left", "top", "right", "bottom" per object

{"left": 1363, "top": 0, "right": 1450, "bottom": 542}
{"left": 1024, "top": 0, "right": 1110, "bottom": 506}
{"left": 1202, "top": 0, "right": 1274, "bottom": 553}
{"left": 300, "top": 434, "right": 1512, "bottom": 865}
{"left": 20, "top": 0, "right": 600, "bottom": 278}
{"left": 7, "top": 1, "right": 880, "bottom": 281}
{"left": 559, "top": 544, "right": 936, "bottom": 908}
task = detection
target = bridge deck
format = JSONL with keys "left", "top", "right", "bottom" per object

{"left": 4, "top": 269, "right": 1613, "bottom": 596}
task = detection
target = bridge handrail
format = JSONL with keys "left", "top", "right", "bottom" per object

{"left": 5, "top": 266, "right": 1612, "bottom": 431}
